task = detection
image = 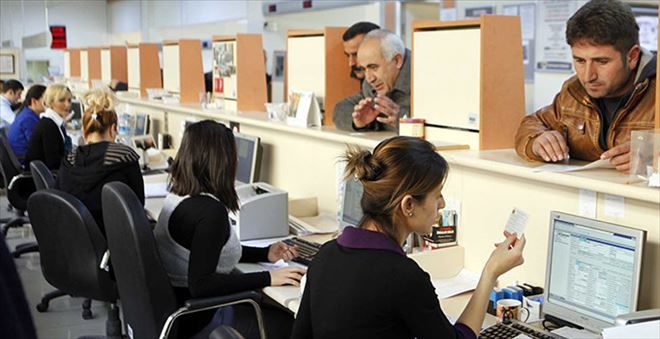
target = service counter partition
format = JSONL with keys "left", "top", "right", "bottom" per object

{"left": 117, "top": 95, "right": 660, "bottom": 310}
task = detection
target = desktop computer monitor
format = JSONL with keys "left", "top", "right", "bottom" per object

{"left": 70, "top": 100, "right": 83, "bottom": 121}
{"left": 543, "top": 212, "right": 646, "bottom": 333}
{"left": 340, "top": 178, "right": 364, "bottom": 229}
{"left": 134, "top": 113, "right": 150, "bottom": 136}
{"left": 234, "top": 132, "right": 261, "bottom": 184}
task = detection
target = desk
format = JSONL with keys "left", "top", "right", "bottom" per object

{"left": 125, "top": 96, "right": 659, "bottom": 309}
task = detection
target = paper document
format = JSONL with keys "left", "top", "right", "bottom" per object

{"left": 144, "top": 182, "right": 168, "bottom": 198}
{"left": 431, "top": 268, "right": 480, "bottom": 300}
{"left": 290, "top": 214, "right": 338, "bottom": 234}
{"left": 505, "top": 208, "right": 529, "bottom": 239}
{"left": 533, "top": 158, "right": 615, "bottom": 173}
{"left": 552, "top": 326, "right": 600, "bottom": 339}
{"left": 602, "top": 320, "right": 660, "bottom": 339}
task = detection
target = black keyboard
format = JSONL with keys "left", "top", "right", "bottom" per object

{"left": 282, "top": 237, "right": 322, "bottom": 266}
{"left": 480, "top": 321, "right": 562, "bottom": 339}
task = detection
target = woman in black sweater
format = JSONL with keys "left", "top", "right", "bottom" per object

{"left": 56, "top": 89, "right": 144, "bottom": 236}
{"left": 154, "top": 120, "right": 304, "bottom": 338}
{"left": 25, "top": 84, "right": 73, "bottom": 170}
{"left": 292, "top": 136, "right": 527, "bottom": 339}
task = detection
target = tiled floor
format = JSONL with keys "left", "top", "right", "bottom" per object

{"left": 2, "top": 193, "right": 109, "bottom": 339}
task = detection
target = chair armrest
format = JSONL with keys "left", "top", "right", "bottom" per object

{"left": 8, "top": 173, "right": 33, "bottom": 190}
{"left": 184, "top": 290, "right": 262, "bottom": 311}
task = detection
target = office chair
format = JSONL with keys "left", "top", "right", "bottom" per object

{"left": 102, "top": 182, "right": 266, "bottom": 339}
{"left": 8, "top": 160, "right": 57, "bottom": 258}
{"left": 0, "top": 135, "right": 33, "bottom": 234}
{"left": 27, "top": 189, "right": 122, "bottom": 338}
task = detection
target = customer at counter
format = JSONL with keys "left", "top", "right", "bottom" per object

{"left": 515, "top": 0, "right": 656, "bottom": 173}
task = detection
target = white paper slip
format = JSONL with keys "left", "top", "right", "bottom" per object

{"left": 512, "top": 334, "right": 532, "bottom": 339}
{"left": 552, "top": 326, "right": 600, "bottom": 339}
{"left": 505, "top": 208, "right": 529, "bottom": 238}
{"left": 533, "top": 158, "right": 615, "bottom": 173}
{"left": 431, "top": 268, "right": 480, "bottom": 300}
{"left": 144, "top": 182, "right": 169, "bottom": 198}
{"left": 602, "top": 320, "right": 660, "bottom": 338}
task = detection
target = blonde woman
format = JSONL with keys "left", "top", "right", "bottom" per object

{"left": 25, "top": 84, "right": 73, "bottom": 169}
{"left": 56, "top": 89, "right": 144, "bottom": 235}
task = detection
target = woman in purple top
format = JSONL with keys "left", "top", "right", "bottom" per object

{"left": 292, "top": 136, "right": 526, "bottom": 339}
{"left": 7, "top": 84, "right": 46, "bottom": 166}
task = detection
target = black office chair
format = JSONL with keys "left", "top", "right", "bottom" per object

{"left": 27, "top": 189, "right": 122, "bottom": 338}
{"left": 8, "top": 161, "right": 55, "bottom": 258}
{"left": 102, "top": 182, "right": 266, "bottom": 339}
{"left": 0, "top": 134, "right": 33, "bottom": 234}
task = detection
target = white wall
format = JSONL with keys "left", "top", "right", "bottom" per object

{"left": 0, "top": 0, "right": 107, "bottom": 82}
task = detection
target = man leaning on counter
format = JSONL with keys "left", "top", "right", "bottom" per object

{"left": 515, "top": 0, "right": 656, "bottom": 173}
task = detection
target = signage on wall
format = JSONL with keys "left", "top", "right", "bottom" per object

{"left": 50, "top": 26, "right": 67, "bottom": 49}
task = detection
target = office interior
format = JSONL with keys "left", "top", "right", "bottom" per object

{"left": 0, "top": 0, "right": 659, "bottom": 338}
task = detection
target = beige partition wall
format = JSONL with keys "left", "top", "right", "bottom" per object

{"left": 127, "top": 44, "right": 140, "bottom": 94}
{"left": 80, "top": 49, "right": 89, "bottom": 86}
{"left": 163, "top": 39, "right": 204, "bottom": 103}
{"left": 212, "top": 34, "right": 267, "bottom": 112}
{"left": 412, "top": 16, "right": 525, "bottom": 150}
{"left": 101, "top": 47, "right": 111, "bottom": 85}
{"left": 87, "top": 47, "right": 102, "bottom": 87}
{"left": 286, "top": 28, "right": 359, "bottom": 125}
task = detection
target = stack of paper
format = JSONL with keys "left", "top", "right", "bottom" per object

{"left": 431, "top": 268, "right": 481, "bottom": 299}
{"left": 602, "top": 320, "right": 660, "bottom": 339}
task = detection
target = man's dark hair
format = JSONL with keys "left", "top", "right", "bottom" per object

{"left": 566, "top": 0, "right": 639, "bottom": 57}
{"left": 342, "top": 22, "right": 380, "bottom": 42}
{"left": 1, "top": 79, "right": 24, "bottom": 94}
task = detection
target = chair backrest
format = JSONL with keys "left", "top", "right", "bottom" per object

{"left": 102, "top": 182, "right": 178, "bottom": 339}
{"left": 29, "top": 161, "right": 55, "bottom": 190}
{"left": 0, "top": 134, "right": 21, "bottom": 189}
{"left": 26, "top": 189, "right": 117, "bottom": 302}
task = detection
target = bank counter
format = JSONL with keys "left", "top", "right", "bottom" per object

{"left": 117, "top": 95, "right": 660, "bottom": 310}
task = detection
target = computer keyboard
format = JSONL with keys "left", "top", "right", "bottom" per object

{"left": 479, "top": 320, "right": 564, "bottom": 339}
{"left": 282, "top": 237, "right": 322, "bottom": 266}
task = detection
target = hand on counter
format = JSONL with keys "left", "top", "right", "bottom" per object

{"left": 532, "top": 130, "right": 569, "bottom": 162}
{"left": 601, "top": 141, "right": 631, "bottom": 173}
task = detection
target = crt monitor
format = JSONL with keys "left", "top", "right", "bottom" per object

{"left": 234, "top": 132, "right": 261, "bottom": 184}
{"left": 134, "top": 113, "right": 150, "bottom": 136}
{"left": 340, "top": 178, "right": 364, "bottom": 229}
{"left": 543, "top": 212, "right": 646, "bottom": 333}
{"left": 70, "top": 100, "right": 83, "bottom": 121}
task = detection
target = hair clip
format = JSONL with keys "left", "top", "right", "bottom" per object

{"left": 91, "top": 112, "right": 98, "bottom": 120}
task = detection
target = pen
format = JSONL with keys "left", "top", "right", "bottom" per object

{"left": 562, "top": 126, "right": 570, "bottom": 163}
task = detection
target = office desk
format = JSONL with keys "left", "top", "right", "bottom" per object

{"left": 125, "top": 96, "right": 659, "bottom": 309}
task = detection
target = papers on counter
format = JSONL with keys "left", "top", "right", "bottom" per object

{"left": 432, "top": 268, "right": 481, "bottom": 300}
{"left": 533, "top": 158, "right": 615, "bottom": 173}
{"left": 602, "top": 320, "right": 660, "bottom": 339}
{"left": 144, "top": 182, "right": 169, "bottom": 198}
{"left": 551, "top": 326, "right": 600, "bottom": 339}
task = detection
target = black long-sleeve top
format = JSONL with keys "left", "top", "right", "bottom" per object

{"left": 56, "top": 141, "right": 144, "bottom": 236}
{"left": 25, "top": 118, "right": 64, "bottom": 170}
{"left": 168, "top": 195, "right": 271, "bottom": 298}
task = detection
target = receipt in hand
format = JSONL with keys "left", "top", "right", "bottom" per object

{"left": 505, "top": 208, "right": 528, "bottom": 239}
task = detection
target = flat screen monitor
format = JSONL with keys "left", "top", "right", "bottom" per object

{"left": 234, "top": 132, "right": 260, "bottom": 184}
{"left": 134, "top": 113, "right": 149, "bottom": 136}
{"left": 543, "top": 212, "right": 646, "bottom": 333}
{"left": 70, "top": 100, "right": 83, "bottom": 121}
{"left": 340, "top": 178, "right": 364, "bottom": 229}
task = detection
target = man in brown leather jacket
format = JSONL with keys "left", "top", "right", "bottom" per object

{"left": 515, "top": 0, "right": 656, "bottom": 172}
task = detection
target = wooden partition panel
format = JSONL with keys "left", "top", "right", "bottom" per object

{"left": 138, "top": 43, "right": 162, "bottom": 97}
{"left": 179, "top": 39, "right": 204, "bottom": 104}
{"left": 236, "top": 34, "right": 267, "bottom": 111}
{"left": 110, "top": 46, "right": 128, "bottom": 83}
{"left": 324, "top": 27, "right": 359, "bottom": 126}
{"left": 87, "top": 47, "right": 102, "bottom": 86}
{"left": 69, "top": 48, "right": 81, "bottom": 77}
{"left": 479, "top": 15, "right": 525, "bottom": 149}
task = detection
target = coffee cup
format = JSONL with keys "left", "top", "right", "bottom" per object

{"left": 496, "top": 298, "right": 530, "bottom": 324}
